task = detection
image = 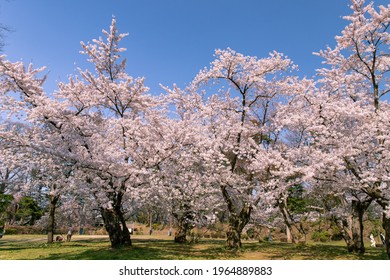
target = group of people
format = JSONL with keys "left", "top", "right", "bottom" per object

{"left": 369, "top": 232, "right": 386, "bottom": 247}
{"left": 55, "top": 227, "right": 73, "bottom": 242}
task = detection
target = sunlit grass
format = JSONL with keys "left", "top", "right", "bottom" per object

{"left": 0, "top": 234, "right": 387, "bottom": 260}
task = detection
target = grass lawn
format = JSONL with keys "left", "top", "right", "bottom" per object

{"left": 0, "top": 234, "right": 387, "bottom": 260}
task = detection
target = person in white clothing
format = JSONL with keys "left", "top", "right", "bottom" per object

{"left": 369, "top": 233, "right": 376, "bottom": 247}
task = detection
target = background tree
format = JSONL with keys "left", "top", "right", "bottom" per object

{"left": 182, "top": 48, "right": 297, "bottom": 249}
{"left": 145, "top": 112, "right": 222, "bottom": 243}
{"left": 314, "top": 0, "right": 390, "bottom": 256}
{"left": 54, "top": 18, "right": 168, "bottom": 248}
{"left": 0, "top": 19, "right": 163, "bottom": 247}
{"left": 276, "top": 0, "right": 389, "bottom": 256}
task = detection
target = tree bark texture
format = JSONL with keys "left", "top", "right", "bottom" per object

{"left": 174, "top": 226, "right": 188, "bottom": 243}
{"left": 173, "top": 210, "right": 194, "bottom": 244}
{"left": 221, "top": 185, "right": 252, "bottom": 250}
{"left": 47, "top": 195, "right": 59, "bottom": 244}
{"left": 278, "top": 198, "right": 297, "bottom": 243}
{"left": 100, "top": 207, "right": 131, "bottom": 248}
{"left": 333, "top": 217, "right": 354, "bottom": 252}
{"left": 382, "top": 213, "right": 390, "bottom": 259}
{"left": 350, "top": 199, "right": 372, "bottom": 254}
{"left": 225, "top": 203, "right": 252, "bottom": 250}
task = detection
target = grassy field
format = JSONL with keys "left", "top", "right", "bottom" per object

{"left": 0, "top": 234, "right": 387, "bottom": 260}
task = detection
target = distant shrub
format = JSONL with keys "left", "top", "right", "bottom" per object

{"left": 330, "top": 227, "right": 343, "bottom": 241}
{"left": 295, "top": 241, "right": 306, "bottom": 249}
{"left": 245, "top": 227, "right": 260, "bottom": 239}
{"left": 189, "top": 231, "right": 202, "bottom": 243}
{"left": 5, "top": 228, "right": 18, "bottom": 235}
{"left": 3, "top": 226, "right": 45, "bottom": 235}
{"left": 94, "top": 227, "right": 108, "bottom": 235}
{"left": 152, "top": 223, "right": 164, "bottom": 231}
{"left": 312, "top": 231, "right": 331, "bottom": 242}
{"left": 210, "top": 231, "right": 226, "bottom": 239}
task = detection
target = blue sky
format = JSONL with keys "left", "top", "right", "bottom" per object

{"left": 1, "top": 0, "right": 388, "bottom": 94}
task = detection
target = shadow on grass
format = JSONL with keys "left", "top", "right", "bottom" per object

{"left": 42, "top": 239, "right": 233, "bottom": 260}
{"left": 248, "top": 242, "right": 388, "bottom": 260}
{"left": 41, "top": 239, "right": 388, "bottom": 260}
{"left": 1, "top": 236, "right": 388, "bottom": 260}
{"left": 0, "top": 236, "right": 108, "bottom": 256}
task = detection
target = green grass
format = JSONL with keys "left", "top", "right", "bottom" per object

{"left": 0, "top": 234, "right": 387, "bottom": 260}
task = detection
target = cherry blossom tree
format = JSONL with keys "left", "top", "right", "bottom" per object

{"left": 1, "top": 0, "right": 388, "bottom": 258}
{"left": 277, "top": 0, "right": 390, "bottom": 256}
{"left": 147, "top": 97, "right": 222, "bottom": 243}
{"left": 0, "top": 18, "right": 167, "bottom": 248}
{"left": 54, "top": 18, "right": 170, "bottom": 248}
{"left": 314, "top": 0, "right": 390, "bottom": 256}
{"left": 0, "top": 123, "right": 26, "bottom": 196}
{"left": 0, "top": 52, "right": 76, "bottom": 243}
{"left": 250, "top": 133, "right": 311, "bottom": 244}
{"left": 179, "top": 48, "right": 298, "bottom": 249}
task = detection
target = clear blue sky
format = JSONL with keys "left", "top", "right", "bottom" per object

{"left": 1, "top": 0, "right": 388, "bottom": 94}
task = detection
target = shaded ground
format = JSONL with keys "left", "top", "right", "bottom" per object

{"left": 0, "top": 234, "right": 387, "bottom": 260}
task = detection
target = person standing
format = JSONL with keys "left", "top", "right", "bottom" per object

{"left": 369, "top": 233, "right": 376, "bottom": 247}
{"left": 67, "top": 227, "right": 73, "bottom": 242}
{"left": 380, "top": 232, "right": 385, "bottom": 245}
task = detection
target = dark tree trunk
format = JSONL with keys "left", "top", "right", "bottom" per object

{"left": 221, "top": 185, "right": 252, "bottom": 250}
{"left": 100, "top": 207, "right": 131, "bottom": 248}
{"left": 363, "top": 184, "right": 389, "bottom": 259}
{"left": 99, "top": 180, "right": 132, "bottom": 248}
{"left": 382, "top": 213, "right": 390, "bottom": 259}
{"left": 350, "top": 200, "right": 364, "bottom": 254}
{"left": 47, "top": 195, "right": 59, "bottom": 244}
{"left": 350, "top": 199, "right": 372, "bottom": 254}
{"left": 226, "top": 225, "right": 241, "bottom": 249}
{"left": 330, "top": 197, "right": 372, "bottom": 254}
{"left": 173, "top": 209, "right": 194, "bottom": 244}
{"left": 333, "top": 217, "right": 354, "bottom": 252}
{"left": 174, "top": 225, "right": 188, "bottom": 243}
{"left": 116, "top": 205, "right": 131, "bottom": 246}
{"left": 278, "top": 198, "right": 297, "bottom": 244}
{"left": 225, "top": 203, "right": 252, "bottom": 250}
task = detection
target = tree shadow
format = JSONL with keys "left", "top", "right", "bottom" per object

{"left": 1, "top": 236, "right": 388, "bottom": 260}
{"left": 258, "top": 242, "right": 388, "bottom": 260}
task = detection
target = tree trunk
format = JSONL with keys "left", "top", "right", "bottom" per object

{"left": 173, "top": 210, "right": 194, "bottom": 244}
{"left": 286, "top": 225, "right": 292, "bottom": 242}
{"left": 350, "top": 200, "right": 364, "bottom": 254}
{"left": 220, "top": 185, "right": 252, "bottom": 250}
{"left": 226, "top": 223, "right": 242, "bottom": 249}
{"left": 174, "top": 225, "right": 188, "bottom": 243}
{"left": 47, "top": 195, "right": 59, "bottom": 244}
{"left": 116, "top": 205, "right": 131, "bottom": 246}
{"left": 331, "top": 198, "right": 371, "bottom": 254}
{"left": 350, "top": 199, "right": 372, "bottom": 254}
{"left": 100, "top": 207, "right": 131, "bottom": 248}
{"left": 333, "top": 217, "right": 354, "bottom": 252}
{"left": 226, "top": 203, "right": 252, "bottom": 250}
{"left": 278, "top": 199, "right": 297, "bottom": 243}
{"left": 382, "top": 213, "right": 390, "bottom": 259}
{"left": 99, "top": 180, "right": 132, "bottom": 248}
